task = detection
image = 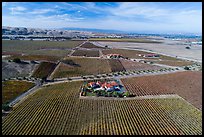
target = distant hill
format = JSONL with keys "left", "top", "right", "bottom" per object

{"left": 60, "top": 27, "right": 125, "bottom": 34}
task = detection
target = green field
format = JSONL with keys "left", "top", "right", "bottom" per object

{"left": 2, "top": 82, "right": 202, "bottom": 135}
{"left": 51, "top": 57, "right": 112, "bottom": 78}
{"left": 89, "top": 38, "right": 162, "bottom": 43}
{"left": 2, "top": 40, "right": 84, "bottom": 56}
{"left": 2, "top": 80, "right": 35, "bottom": 104}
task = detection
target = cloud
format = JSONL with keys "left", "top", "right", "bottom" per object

{"left": 9, "top": 6, "right": 27, "bottom": 15}
{"left": 2, "top": 2, "right": 7, "bottom": 7}
{"left": 2, "top": 2, "right": 202, "bottom": 33}
{"left": 9, "top": 6, "right": 27, "bottom": 11}
{"left": 28, "top": 9, "right": 55, "bottom": 14}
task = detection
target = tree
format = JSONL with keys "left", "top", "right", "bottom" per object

{"left": 112, "top": 91, "right": 118, "bottom": 97}
{"left": 129, "top": 94, "right": 136, "bottom": 97}
{"left": 2, "top": 104, "right": 12, "bottom": 111}
{"left": 184, "top": 66, "right": 190, "bottom": 70}
{"left": 107, "top": 92, "right": 112, "bottom": 97}
{"left": 81, "top": 92, "right": 86, "bottom": 96}
{"left": 42, "top": 76, "right": 47, "bottom": 82}
{"left": 30, "top": 60, "right": 37, "bottom": 64}
{"left": 118, "top": 94, "right": 123, "bottom": 98}
{"left": 13, "top": 58, "right": 21, "bottom": 63}
{"left": 123, "top": 92, "right": 130, "bottom": 97}
{"left": 82, "top": 76, "right": 87, "bottom": 80}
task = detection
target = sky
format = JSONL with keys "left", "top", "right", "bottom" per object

{"left": 2, "top": 2, "right": 202, "bottom": 34}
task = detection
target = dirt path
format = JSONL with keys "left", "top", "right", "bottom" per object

{"left": 79, "top": 94, "right": 181, "bottom": 100}
{"left": 67, "top": 40, "right": 88, "bottom": 56}
{"left": 8, "top": 80, "right": 42, "bottom": 107}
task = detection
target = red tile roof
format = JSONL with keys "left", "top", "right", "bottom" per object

{"left": 110, "top": 81, "right": 118, "bottom": 86}
{"left": 89, "top": 81, "right": 119, "bottom": 89}
{"left": 88, "top": 82, "right": 96, "bottom": 86}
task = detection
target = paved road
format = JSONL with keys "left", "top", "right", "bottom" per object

{"left": 79, "top": 94, "right": 182, "bottom": 100}
{"left": 43, "top": 68, "right": 185, "bottom": 86}
{"left": 8, "top": 80, "right": 42, "bottom": 107}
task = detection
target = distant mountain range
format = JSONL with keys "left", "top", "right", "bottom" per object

{"left": 60, "top": 27, "right": 125, "bottom": 34}
{"left": 2, "top": 26, "right": 202, "bottom": 40}
{"left": 60, "top": 27, "right": 202, "bottom": 36}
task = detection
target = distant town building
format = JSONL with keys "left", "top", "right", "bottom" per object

{"left": 106, "top": 54, "right": 124, "bottom": 59}
{"left": 143, "top": 54, "right": 160, "bottom": 58}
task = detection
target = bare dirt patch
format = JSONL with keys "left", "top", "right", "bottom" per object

{"left": 102, "top": 48, "right": 151, "bottom": 58}
{"left": 120, "top": 59, "right": 162, "bottom": 71}
{"left": 2, "top": 60, "right": 38, "bottom": 80}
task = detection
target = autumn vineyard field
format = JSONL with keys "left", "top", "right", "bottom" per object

{"left": 32, "top": 62, "right": 57, "bottom": 79}
{"left": 51, "top": 57, "right": 112, "bottom": 78}
{"left": 108, "top": 59, "right": 125, "bottom": 72}
{"left": 2, "top": 40, "right": 84, "bottom": 54}
{"left": 2, "top": 81, "right": 202, "bottom": 135}
{"left": 121, "top": 71, "right": 202, "bottom": 110}
{"left": 80, "top": 42, "right": 105, "bottom": 49}
{"left": 72, "top": 50, "right": 100, "bottom": 57}
{"left": 2, "top": 80, "right": 35, "bottom": 104}
{"left": 6, "top": 54, "right": 62, "bottom": 63}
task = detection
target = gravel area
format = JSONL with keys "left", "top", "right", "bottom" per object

{"left": 97, "top": 39, "right": 202, "bottom": 62}
{"left": 2, "top": 60, "right": 38, "bottom": 80}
